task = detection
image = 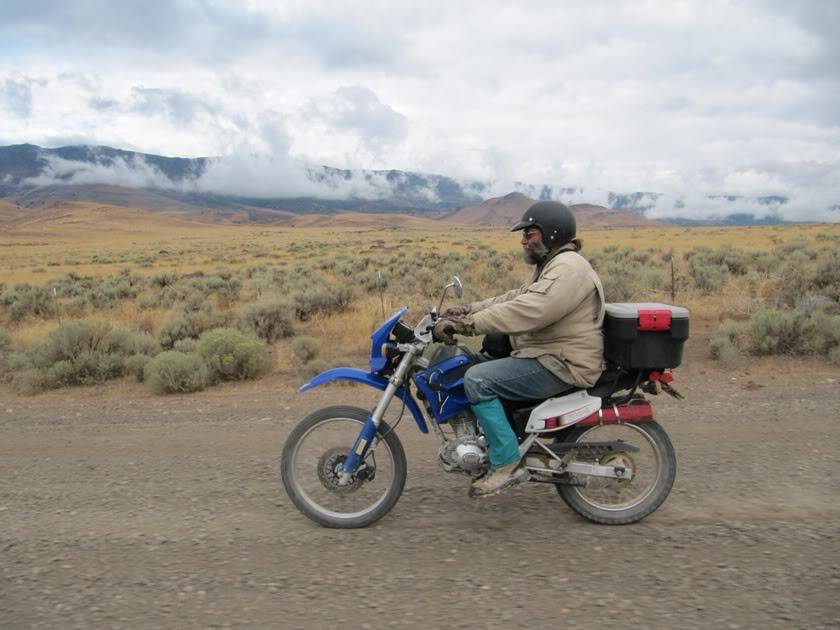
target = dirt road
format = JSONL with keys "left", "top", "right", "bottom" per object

{"left": 2, "top": 342, "right": 839, "bottom": 629}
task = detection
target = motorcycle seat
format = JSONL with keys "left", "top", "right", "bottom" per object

{"left": 501, "top": 367, "right": 643, "bottom": 413}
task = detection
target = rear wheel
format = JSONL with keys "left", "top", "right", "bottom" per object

{"left": 281, "top": 406, "right": 407, "bottom": 528}
{"left": 556, "top": 421, "right": 676, "bottom": 525}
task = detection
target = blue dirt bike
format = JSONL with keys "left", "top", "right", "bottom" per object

{"left": 281, "top": 277, "right": 688, "bottom": 528}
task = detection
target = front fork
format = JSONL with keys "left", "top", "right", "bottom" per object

{"left": 340, "top": 346, "right": 420, "bottom": 482}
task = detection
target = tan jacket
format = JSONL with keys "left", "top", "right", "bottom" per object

{"left": 468, "top": 245, "right": 605, "bottom": 387}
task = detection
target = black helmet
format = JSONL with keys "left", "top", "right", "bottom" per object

{"left": 510, "top": 200, "right": 576, "bottom": 249}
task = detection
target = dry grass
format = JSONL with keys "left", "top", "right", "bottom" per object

{"left": 3, "top": 201, "right": 840, "bottom": 367}
{"left": 4, "top": 202, "right": 837, "bottom": 287}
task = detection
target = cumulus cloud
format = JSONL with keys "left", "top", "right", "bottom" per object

{"left": 2, "top": 1, "right": 840, "bottom": 221}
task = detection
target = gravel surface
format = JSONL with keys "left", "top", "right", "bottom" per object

{"left": 2, "top": 341, "right": 839, "bottom": 629}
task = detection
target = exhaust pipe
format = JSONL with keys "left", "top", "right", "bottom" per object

{"left": 575, "top": 401, "right": 654, "bottom": 427}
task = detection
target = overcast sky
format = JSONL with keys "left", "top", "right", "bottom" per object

{"left": 1, "top": 0, "right": 839, "bottom": 220}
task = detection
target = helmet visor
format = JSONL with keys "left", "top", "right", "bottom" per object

{"left": 510, "top": 216, "right": 537, "bottom": 232}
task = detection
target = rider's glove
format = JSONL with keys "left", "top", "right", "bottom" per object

{"left": 433, "top": 316, "right": 474, "bottom": 345}
{"left": 441, "top": 304, "right": 471, "bottom": 318}
{"left": 432, "top": 319, "right": 457, "bottom": 345}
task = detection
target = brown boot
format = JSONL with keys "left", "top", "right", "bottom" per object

{"left": 469, "top": 461, "right": 527, "bottom": 498}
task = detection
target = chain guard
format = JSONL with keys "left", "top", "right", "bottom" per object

{"left": 546, "top": 440, "right": 640, "bottom": 459}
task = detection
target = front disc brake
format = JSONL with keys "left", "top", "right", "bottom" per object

{"left": 316, "top": 447, "right": 368, "bottom": 494}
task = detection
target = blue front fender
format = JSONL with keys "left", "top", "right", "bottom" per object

{"left": 298, "top": 368, "right": 428, "bottom": 434}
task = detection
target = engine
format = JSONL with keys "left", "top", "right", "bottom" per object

{"left": 438, "top": 414, "right": 488, "bottom": 474}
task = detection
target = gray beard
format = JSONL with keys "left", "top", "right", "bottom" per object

{"left": 522, "top": 240, "right": 550, "bottom": 265}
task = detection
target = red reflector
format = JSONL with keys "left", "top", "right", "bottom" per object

{"left": 544, "top": 418, "right": 559, "bottom": 429}
{"left": 638, "top": 310, "right": 672, "bottom": 331}
{"left": 649, "top": 370, "right": 674, "bottom": 383}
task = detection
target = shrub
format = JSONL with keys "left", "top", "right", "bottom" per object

{"left": 18, "top": 320, "right": 159, "bottom": 388}
{"left": 136, "top": 291, "right": 160, "bottom": 310}
{"left": 775, "top": 240, "right": 816, "bottom": 260}
{"left": 806, "top": 310, "right": 840, "bottom": 355}
{"left": 330, "top": 356, "right": 355, "bottom": 369}
{"left": 291, "top": 336, "right": 320, "bottom": 365}
{"left": 829, "top": 346, "right": 840, "bottom": 367}
{"left": 125, "top": 354, "right": 151, "bottom": 382}
{"left": 710, "top": 320, "right": 748, "bottom": 367}
{"left": 248, "top": 268, "right": 286, "bottom": 293}
{"left": 710, "top": 320, "right": 748, "bottom": 358}
{"left": 197, "top": 328, "right": 270, "bottom": 381}
{"left": 0, "top": 328, "right": 10, "bottom": 354}
{"left": 0, "top": 328, "right": 13, "bottom": 382}
{"left": 239, "top": 299, "right": 295, "bottom": 341}
{"left": 29, "top": 321, "right": 110, "bottom": 385}
{"left": 143, "top": 351, "right": 208, "bottom": 394}
{"left": 748, "top": 309, "right": 810, "bottom": 355}
{"left": 688, "top": 261, "right": 727, "bottom": 294}
{"left": 796, "top": 294, "right": 840, "bottom": 317}
{"left": 360, "top": 270, "right": 388, "bottom": 293}
{"left": 104, "top": 329, "right": 161, "bottom": 357}
{"left": 292, "top": 286, "right": 354, "bottom": 321}
{"left": 151, "top": 272, "right": 178, "bottom": 288}
{"left": 159, "top": 316, "right": 195, "bottom": 348}
{"left": 158, "top": 310, "right": 232, "bottom": 349}
{"left": 300, "top": 358, "right": 329, "bottom": 378}
{"left": 0, "top": 284, "right": 56, "bottom": 321}
{"left": 173, "top": 338, "right": 198, "bottom": 353}
{"left": 813, "top": 251, "right": 840, "bottom": 300}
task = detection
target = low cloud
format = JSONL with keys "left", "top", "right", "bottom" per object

{"left": 20, "top": 145, "right": 428, "bottom": 202}
{"left": 24, "top": 153, "right": 176, "bottom": 189}
{"left": 17, "top": 146, "right": 840, "bottom": 221}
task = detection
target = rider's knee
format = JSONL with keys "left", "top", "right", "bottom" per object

{"left": 464, "top": 365, "right": 494, "bottom": 403}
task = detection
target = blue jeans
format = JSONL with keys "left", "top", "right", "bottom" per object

{"left": 463, "top": 357, "right": 573, "bottom": 404}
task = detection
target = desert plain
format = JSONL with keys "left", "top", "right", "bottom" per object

{"left": 1, "top": 202, "right": 839, "bottom": 628}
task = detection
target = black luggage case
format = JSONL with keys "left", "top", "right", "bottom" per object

{"left": 604, "top": 303, "right": 690, "bottom": 369}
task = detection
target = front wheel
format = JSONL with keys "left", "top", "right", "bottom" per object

{"left": 281, "top": 406, "right": 407, "bottom": 528}
{"left": 556, "top": 420, "right": 676, "bottom": 525}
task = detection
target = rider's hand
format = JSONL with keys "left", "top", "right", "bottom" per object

{"left": 441, "top": 304, "right": 470, "bottom": 318}
{"left": 432, "top": 319, "right": 457, "bottom": 345}
{"left": 433, "top": 316, "right": 475, "bottom": 345}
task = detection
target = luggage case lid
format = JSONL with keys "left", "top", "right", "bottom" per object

{"left": 605, "top": 303, "right": 690, "bottom": 320}
{"left": 606, "top": 303, "right": 689, "bottom": 331}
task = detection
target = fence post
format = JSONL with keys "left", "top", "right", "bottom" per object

{"left": 670, "top": 253, "right": 676, "bottom": 303}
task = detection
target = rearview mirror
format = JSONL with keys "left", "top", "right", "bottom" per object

{"left": 437, "top": 275, "right": 465, "bottom": 314}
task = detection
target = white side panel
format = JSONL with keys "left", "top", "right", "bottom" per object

{"left": 524, "top": 390, "right": 602, "bottom": 433}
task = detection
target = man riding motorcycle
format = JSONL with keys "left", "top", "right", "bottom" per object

{"left": 433, "top": 200, "right": 606, "bottom": 497}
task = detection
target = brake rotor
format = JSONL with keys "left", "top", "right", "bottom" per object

{"left": 317, "top": 447, "right": 364, "bottom": 494}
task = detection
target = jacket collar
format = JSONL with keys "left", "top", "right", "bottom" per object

{"left": 533, "top": 241, "right": 579, "bottom": 276}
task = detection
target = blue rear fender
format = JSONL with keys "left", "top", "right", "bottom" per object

{"left": 298, "top": 367, "right": 428, "bottom": 433}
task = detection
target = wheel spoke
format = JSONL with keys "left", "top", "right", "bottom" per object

{"left": 287, "top": 417, "right": 396, "bottom": 519}
{"left": 571, "top": 424, "right": 662, "bottom": 512}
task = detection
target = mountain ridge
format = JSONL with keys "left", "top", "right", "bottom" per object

{"left": 0, "top": 143, "right": 825, "bottom": 226}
